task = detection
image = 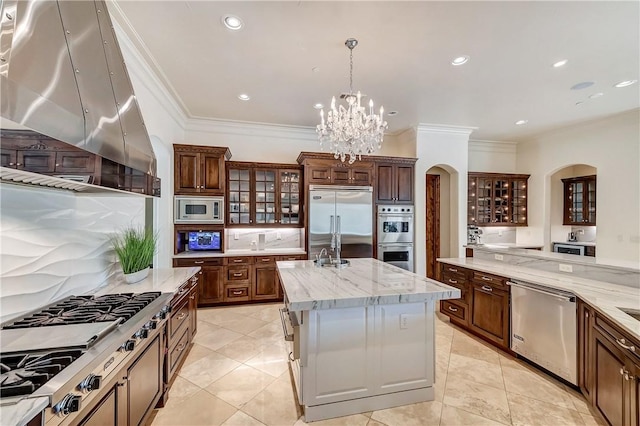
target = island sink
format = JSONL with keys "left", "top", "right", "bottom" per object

{"left": 619, "top": 307, "right": 640, "bottom": 321}
{"left": 313, "top": 258, "right": 350, "bottom": 268}
{"left": 277, "top": 258, "right": 460, "bottom": 422}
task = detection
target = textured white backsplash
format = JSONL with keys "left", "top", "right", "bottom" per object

{"left": 225, "top": 227, "right": 303, "bottom": 251}
{"left": 0, "top": 185, "right": 145, "bottom": 322}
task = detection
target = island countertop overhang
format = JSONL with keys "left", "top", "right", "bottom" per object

{"left": 276, "top": 258, "right": 461, "bottom": 311}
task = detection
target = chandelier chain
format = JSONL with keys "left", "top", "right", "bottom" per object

{"left": 349, "top": 48, "right": 353, "bottom": 94}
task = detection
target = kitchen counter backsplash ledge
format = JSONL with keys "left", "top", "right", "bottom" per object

{"left": 94, "top": 266, "right": 200, "bottom": 296}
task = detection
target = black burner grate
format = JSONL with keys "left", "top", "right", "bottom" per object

{"left": 2, "top": 292, "right": 161, "bottom": 329}
{"left": 0, "top": 349, "right": 84, "bottom": 398}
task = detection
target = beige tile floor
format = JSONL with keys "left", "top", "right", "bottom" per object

{"left": 147, "top": 303, "right": 607, "bottom": 426}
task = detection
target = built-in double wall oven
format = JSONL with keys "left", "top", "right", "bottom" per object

{"left": 377, "top": 205, "right": 414, "bottom": 272}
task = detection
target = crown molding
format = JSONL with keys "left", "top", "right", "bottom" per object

{"left": 469, "top": 139, "right": 518, "bottom": 154}
{"left": 186, "top": 117, "right": 318, "bottom": 141}
{"left": 416, "top": 123, "right": 477, "bottom": 136}
{"left": 108, "top": 1, "right": 189, "bottom": 128}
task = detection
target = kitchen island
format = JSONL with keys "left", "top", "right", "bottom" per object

{"left": 276, "top": 258, "right": 460, "bottom": 422}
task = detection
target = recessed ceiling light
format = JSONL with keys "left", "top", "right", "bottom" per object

{"left": 589, "top": 92, "right": 604, "bottom": 99}
{"left": 387, "top": 111, "right": 399, "bottom": 116}
{"left": 313, "top": 103, "right": 324, "bottom": 110}
{"left": 515, "top": 120, "right": 528, "bottom": 125}
{"left": 614, "top": 79, "right": 638, "bottom": 88}
{"left": 571, "top": 81, "right": 595, "bottom": 90}
{"left": 238, "top": 93, "right": 250, "bottom": 101}
{"left": 222, "top": 14, "right": 243, "bottom": 30}
{"left": 575, "top": 101, "right": 584, "bottom": 106}
{"left": 552, "top": 59, "right": 568, "bottom": 68}
{"left": 451, "top": 56, "right": 470, "bottom": 66}
{"left": 312, "top": 67, "right": 320, "bottom": 73}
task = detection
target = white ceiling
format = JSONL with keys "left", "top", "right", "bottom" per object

{"left": 113, "top": 1, "right": 639, "bottom": 141}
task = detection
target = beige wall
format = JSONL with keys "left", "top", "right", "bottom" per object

{"left": 516, "top": 110, "right": 640, "bottom": 262}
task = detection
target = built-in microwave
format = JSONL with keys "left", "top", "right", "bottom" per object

{"left": 174, "top": 196, "right": 224, "bottom": 224}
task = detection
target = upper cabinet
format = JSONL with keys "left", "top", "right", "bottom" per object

{"left": 297, "top": 155, "right": 374, "bottom": 186}
{"left": 226, "top": 162, "right": 302, "bottom": 227}
{"left": 562, "top": 175, "right": 596, "bottom": 226}
{"left": 296, "top": 152, "right": 416, "bottom": 205}
{"left": 174, "top": 144, "right": 231, "bottom": 195}
{"left": 375, "top": 161, "right": 415, "bottom": 204}
{"left": 468, "top": 173, "right": 530, "bottom": 226}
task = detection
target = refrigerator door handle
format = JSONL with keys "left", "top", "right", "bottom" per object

{"left": 330, "top": 215, "right": 335, "bottom": 250}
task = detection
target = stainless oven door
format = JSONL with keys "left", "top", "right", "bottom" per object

{"left": 377, "top": 242, "right": 414, "bottom": 272}
{"left": 377, "top": 214, "right": 414, "bottom": 243}
{"left": 553, "top": 243, "right": 584, "bottom": 255}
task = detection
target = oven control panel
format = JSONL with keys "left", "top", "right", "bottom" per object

{"left": 378, "top": 205, "right": 413, "bottom": 214}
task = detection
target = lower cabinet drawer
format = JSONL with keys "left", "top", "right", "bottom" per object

{"left": 169, "top": 296, "right": 190, "bottom": 340}
{"left": 227, "top": 266, "right": 250, "bottom": 282}
{"left": 167, "top": 326, "right": 190, "bottom": 380}
{"left": 441, "top": 300, "right": 467, "bottom": 322}
{"left": 225, "top": 286, "right": 250, "bottom": 302}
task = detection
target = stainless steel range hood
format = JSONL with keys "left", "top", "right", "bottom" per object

{"left": 0, "top": 0, "right": 159, "bottom": 196}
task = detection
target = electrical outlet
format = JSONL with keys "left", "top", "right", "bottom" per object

{"left": 559, "top": 264, "right": 573, "bottom": 273}
{"left": 494, "top": 254, "right": 504, "bottom": 261}
{"left": 234, "top": 232, "right": 239, "bottom": 240}
{"left": 276, "top": 232, "right": 282, "bottom": 240}
{"left": 400, "top": 314, "right": 409, "bottom": 329}
{"left": 498, "top": 230, "right": 503, "bottom": 237}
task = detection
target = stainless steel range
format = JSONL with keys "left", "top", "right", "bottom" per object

{"left": 0, "top": 291, "right": 171, "bottom": 425}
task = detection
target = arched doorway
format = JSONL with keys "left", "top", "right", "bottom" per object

{"left": 425, "top": 165, "right": 454, "bottom": 279}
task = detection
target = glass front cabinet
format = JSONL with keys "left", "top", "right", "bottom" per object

{"left": 468, "top": 173, "right": 530, "bottom": 226}
{"left": 562, "top": 175, "right": 596, "bottom": 226}
{"left": 227, "top": 162, "right": 302, "bottom": 227}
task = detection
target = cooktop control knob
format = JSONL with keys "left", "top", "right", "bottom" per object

{"left": 54, "top": 393, "right": 81, "bottom": 417}
{"left": 136, "top": 328, "right": 149, "bottom": 339}
{"left": 121, "top": 339, "right": 135, "bottom": 351}
{"left": 147, "top": 320, "right": 157, "bottom": 330}
{"left": 78, "top": 374, "right": 102, "bottom": 393}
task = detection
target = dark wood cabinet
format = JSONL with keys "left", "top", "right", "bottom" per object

{"left": 375, "top": 162, "right": 414, "bottom": 204}
{"left": 591, "top": 312, "right": 640, "bottom": 426}
{"left": 563, "top": 175, "right": 596, "bottom": 225}
{"left": 227, "top": 162, "right": 302, "bottom": 227}
{"left": 298, "top": 155, "right": 374, "bottom": 186}
{"left": 468, "top": 173, "right": 529, "bottom": 226}
{"left": 127, "top": 334, "right": 162, "bottom": 426}
{"left": 173, "top": 144, "right": 231, "bottom": 195}
{"left": 253, "top": 257, "right": 278, "bottom": 300}
{"left": 173, "top": 257, "right": 224, "bottom": 306}
{"left": 578, "top": 300, "right": 594, "bottom": 399}
{"left": 437, "top": 263, "right": 510, "bottom": 350}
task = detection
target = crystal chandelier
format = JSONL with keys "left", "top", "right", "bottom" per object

{"left": 316, "top": 38, "right": 388, "bottom": 164}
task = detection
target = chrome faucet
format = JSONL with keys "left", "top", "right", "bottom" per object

{"left": 332, "top": 216, "right": 342, "bottom": 265}
{"left": 316, "top": 248, "right": 328, "bottom": 263}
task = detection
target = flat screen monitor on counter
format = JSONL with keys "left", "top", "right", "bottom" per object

{"left": 187, "top": 231, "right": 221, "bottom": 251}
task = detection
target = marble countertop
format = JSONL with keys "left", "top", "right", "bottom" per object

{"left": 469, "top": 244, "right": 639, "bottom": 272}
{"left": 277, "top": 258, "right": 460, "bottom": 311}
{"left": 552, "top": 241, "right": 597, "bottom": 247}
{"left": 173, "top": 248, "right": 306, "bottom": 258}
{"left": 437, "top": 257, "right": 640, "bottom": 341}
{"left": 93, "top": 267, "right": 200, "bottom": 295}
{"left": 465, "top": 243, "right": 544, "bottom": 249}
{"left": 1, "top": 396, "right": 49, "bottom": 426}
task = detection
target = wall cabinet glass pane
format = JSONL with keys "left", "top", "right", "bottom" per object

{"left": 563, "top": 175, "right": 596, "bottom": 226}
{"left": 468, "top": 173, "right": 529, "bottom": 227}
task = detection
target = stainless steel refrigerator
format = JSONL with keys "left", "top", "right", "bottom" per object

{"left": 308, "top": 185, "right": 373, "bottom": 260}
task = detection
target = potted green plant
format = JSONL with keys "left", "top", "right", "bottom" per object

{"left": 112, "top": 227, "right": 157, "bottom": 284}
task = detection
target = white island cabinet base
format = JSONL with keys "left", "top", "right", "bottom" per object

{"left": 294, "top": 302, "right": 435, "bottom": 421}
{"left": 277, "top": 258, "right": 459, "bottom": 422}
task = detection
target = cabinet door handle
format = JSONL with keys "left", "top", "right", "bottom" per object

{"left": 194, "top": 260, "right": 204, "bottom": 264}
{"left": 232, "top": 290, "right": 243, "bottom": 295}
{"left": 616, "top": 338, "right": 636, "bottom": 352}
{"left": 261, "top": 258, "right": 270, "bottom": 262}
{"left": 448, "top": 268, "right": 458, "bottom": 272}
{"left": 177, "top": 343, "right": 186, "bottom": 352}
{"left": 233, "top": 259, "right": 243, "bottom": 263}
{"left": 177, "top": 289, "right": 187, "bottom": 296}
{"left": 448, "top": 279, "right": 458, "bottom": 284}
{"left": 55, "top": 163, "right": 59, "bottom": 167}
{"left": 233, "top": 272, "right": 243, "bottom": 277}
{"left": 481, "top": 276, "right": 493, "bottom": 281}
{"left": 585, "top": 311, "right": 589, "bottom": 318}
{"left": 8, "top": 162, "right": 15, "bottom": 166}
{"left": 190, "top": 294, "right": 196, "bottom": 300}
{"left": 481, "top": 285, "right": 493, "bottom": 292}
{"left": 447, "top": 306, "right": 458, "bottom": 312}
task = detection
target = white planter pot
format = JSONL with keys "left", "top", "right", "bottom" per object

{"left": 124, "top": 267, "right": 150, "bottom": 284}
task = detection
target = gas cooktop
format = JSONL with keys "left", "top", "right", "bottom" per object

{"left": 2, "top": 292, "right": 161, "bottom": 329}
{"left": 0, "top": 350, "right": 84, "bottom": 398}
{"left": 0, "top": 291, "right": 165, "bottom": 401}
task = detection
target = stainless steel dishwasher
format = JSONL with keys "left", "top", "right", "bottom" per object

{"left": 509, "top": 280, "right": 578, "bottom": 385}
